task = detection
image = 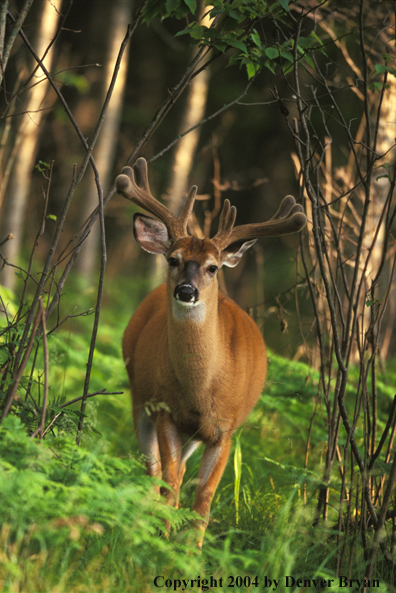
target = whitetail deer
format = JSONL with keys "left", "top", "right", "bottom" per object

{"left": 117, "top": 158, "right": 306, "bottom": 546}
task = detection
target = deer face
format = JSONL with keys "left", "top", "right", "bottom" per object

{"left": 166, "top": 237, "right": 220, "bottom": 308}
{"left": 133, "top": 215, "right": 257, "bottom": 313}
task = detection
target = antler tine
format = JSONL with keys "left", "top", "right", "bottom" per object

{"left": 213, "top": 195, "right": 307, "bottom": 250}
{"left": 116, "top": 158, "right": 175, "bottom": 225}
{"left": 211, "top": 199, "right": 237, "bottom": 249}
{"left": 116, "top": 157, "right": 195, "bottom": 241}
{"left": 271, "top": 195, "right": 300, "bottom": 220}
{"left": 173, "top": 184, "right": 198, "bottom": 237}
{"left": 133, "top": 156, "right": 151, "bottom": 194}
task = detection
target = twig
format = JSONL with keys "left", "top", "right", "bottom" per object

{"left": 291, "top": 6, "right": 379, "bottom": 528}
{"left": 368, "top": 395, "right": 396, "bottom": 470}
{"left": 42, "top": 412, "right": 62, "bottom": 438}
{"left": 365, "top": 451, "right": 396, "bottom": 583}
{"left": 150, "top": 77, "right": 256, "bottom": 163}
{"left": 17, "top": 161, "right": 54, "bottom": 323}
{"left": 46, "top": 309, "right": 94, "bottom": 336}
{"left": 33, "top": 390, "right": 124, "bottom": 439}
{"left": 76, "top": 170, "right": 106, "bottom": 445}
{"left": 1, "top": 0, "right": 34, "bottom": 85}
{"left": 58, "top": 389, "right": 124, "bottom": 409}
{"left": 0, "top": 233, "right": 13, "bottom": 248}
{"left": 30, "top": 299, "right": 49, "bottom": 439}
{"left": 1, "top": 303, "right": 42, "bottom": 420}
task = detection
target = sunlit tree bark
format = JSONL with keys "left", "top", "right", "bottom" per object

{"left": 166, "top": 2, "right": 212, "bottom": 217}
{"left": 149, "top": 2, "right": 212, "bottom": 288}
{"left": 369, "top": 67, "right": 396, "bottom": 361}
{"left": 76, "top": 0, "right": 133, "bottom": 281}
{"left": 0, "top": 0, "right": 61, "bottom": 290}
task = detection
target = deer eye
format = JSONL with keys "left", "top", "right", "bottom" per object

{"left": 208, "top": 265, "right": 218, "bottom": 274}
{"left": 168, "top": 257, "right": 178, "bottom": 267}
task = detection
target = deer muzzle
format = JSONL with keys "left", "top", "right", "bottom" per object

{"left": 174, "top": 260, "right": 200, "bottom": 306}
{"left": 174, "top": 283, "right": 199, "bottom": 305}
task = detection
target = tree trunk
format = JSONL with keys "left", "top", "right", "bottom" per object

{"left": 149, "top": 2, "right": 212, "bottom": 290}
{"left": 370, "top": 72, "right": 396, "bottom": 361}
{"left": 76, "top": 0, "right": 133, "bottom": 282}
{"left": 166, "top": 2, "right": 212, "bottom": 214}
{"left": 0, "top": 0, "right": 61, "bottom": 290}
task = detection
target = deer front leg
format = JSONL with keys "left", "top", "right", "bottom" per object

{"left": 155, "top": 413, "right": 186, "bottom": 538}
{"left": 135, "top": 410, "right": 162, "bottom": 493}
{"left": 192, "top": 438, "right": 231, "bottom": 548}
{"left": 157, "top": 413, "right": 183, "bottom": 507}
{"left": 176, "top": 438, "right": 201, "bottom": 507}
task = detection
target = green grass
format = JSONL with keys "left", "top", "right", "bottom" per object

{"left": 0, "top": 414, "right": 391, "bottom": 592}
{"left": 1, "top": 276, "right": 395, "bottom": 591}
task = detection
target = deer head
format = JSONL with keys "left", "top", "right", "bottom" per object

{"left": 116, "top": 158, "right": 306, "bottom": 311}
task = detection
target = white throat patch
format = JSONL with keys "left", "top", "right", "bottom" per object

{"left": 172, "top": 298, "right": 206, "bottom": 324}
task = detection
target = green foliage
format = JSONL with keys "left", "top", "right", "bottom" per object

{"left": 143, "top": 0, "right": 325, "bottom": 79}
{"left": 2, "top": 413, "right": 387, "bottom": 593}
{"left": 0, "top": 416, "right": 202, "bottom": 592}
{"left": 35, "top": 160, "right": 51, "bottom": 174}
{"left": 233, "top": 429, "right": 242, "bottom": 525}
{"left": 0, "top": 277, "right": 133, "bottom": 441}
{"left": 1, "top": 328, "right": 395, "bottom": 590}
{"left": 55, "top": 71, "right": 90, "bottom": 94}
{"left": 0, "top": 274, "right": 380, "bottom": 589}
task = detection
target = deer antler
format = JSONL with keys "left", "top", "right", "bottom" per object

{"left": 116, "top": 157, "right": 197, "bottom": 241}
{"left": 117, "top": 158, "right": 307, "bottom": 248}
{"left": 212, "top": 195, "right": 307, "bottom": 250}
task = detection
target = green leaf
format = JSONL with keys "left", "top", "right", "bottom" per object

{"left": 0, "top": 347, "right": 11, "bottom": 365}
{"left": 226, "top": 8, "right": 239, "bottom": 20}
{"left": 369, "top": 459, "right": 394, "bottom": 476}
{"left": 280, "top": 49, "right": 294, "bottom": 63}
{"left": 183, "top": 0, "right": 197, "bottom": 13}
{"left": 214, "top": 41, "right": 228, "bottom": 52}
{"left": 251, "top": 31, "right": 261, "bottom": 48}
{"left": 365, "top": 297, "right": 381, "bottom": 307}
{"left": 304, "top": 53, "right": 315, "bottom": 70}
{"left": 166, "top": 0, "right": 180, "bottom": 13}
{"left": 374, "top": 63, "right": 396, "bottom": 77}
{"left": 175, "top": 22, "right": 204, "bottom": 40}
{"left": 374, "top": 64, "right": 388, "bottom": 74}
{"left": 369, "top": 82, "right": 384, "bottom": 92}
{"left": 246, "top": 61, "right": 259, "bottom": 78}
{"left": 265, "top": 46, "right": 279, "bottom": 60}
{"left": 278, "top": 0, "right": 290, "bottom": 12}
{"left": 226, "top": 37, "right": 248, "bottom": 53}
{"left": 209, "top": 6, "right": 225, "bottom": 17}
{"left": 264, "top": 59, "right": 276, "bottom": 74}
{"left": 35, "top": 160, "right": 51, "bottom": 173}
{"left": 233, "top": 431, "right": 242, "bottom": 525}
{"left": 57, "top": 72, "right": 89, "bottom": 94}
{"left": 47, "top": 214, "right": 57, "bottom": 222}
{"left": 174, "top": 28, "right": 192, "bottom": 37}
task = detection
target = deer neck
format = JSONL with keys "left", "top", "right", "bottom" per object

{"left": 166, "top": 284, "right": 221, "bottom": 393}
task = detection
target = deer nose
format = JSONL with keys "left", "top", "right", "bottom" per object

{"left": 174, "top": 283, "right": 199, "bottom": 304}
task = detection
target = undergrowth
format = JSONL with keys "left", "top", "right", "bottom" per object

{"left": 2, "top": 414, "right": 391, "bottom": 593}
{"left": 0, "top": 279, "right": 395, "bottom": 591}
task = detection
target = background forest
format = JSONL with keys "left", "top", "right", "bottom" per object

{"left": 0, "top": 0, "right": 396, "bottom": 591}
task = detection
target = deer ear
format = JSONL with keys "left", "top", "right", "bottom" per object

{"left": 220, "top": 239, "right": 257, "bottom": 268}
{"left": 133, "top": 213, "right": 172, "bottom": 254}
